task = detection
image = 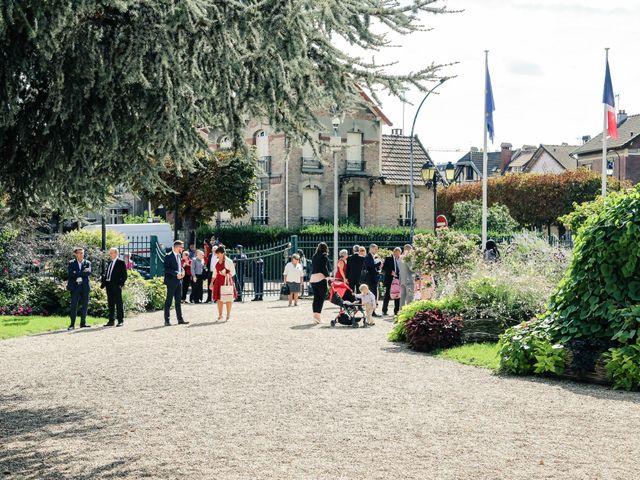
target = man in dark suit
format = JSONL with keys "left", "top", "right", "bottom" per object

{"left": 67, "top": 247, "right": 92, "bottom": 330}
{"left": 101, "top": 247, "right": 128, "bottom": 327}
{"left": 364, "top": 243, "right": 381, "bottom": 317}
{"left": 164, "top": 240, "right": 189, "bottom": 326}
{"left": 345, "top": 245, "right": 366, "bottom": 292}
{"left": 382, "top": 247, "right": 402, "bottom": 317}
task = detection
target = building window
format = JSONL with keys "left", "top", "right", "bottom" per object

{"left": 346, "top": 131, "right": 364, "bottom": 171}
{"left": 108, "top": 207, "right": 129, "bottom": 224}
{"left": 302, "top": 187, "right": 320, "bottom": 225}
{"left": 398, "top": 194, "right": 412, "bottom": 226}
{"left": 219, "top": 136, "right": 232, "bottom": 149}
{"left": 252, "top": 189, "right": 268, "bottom": 225}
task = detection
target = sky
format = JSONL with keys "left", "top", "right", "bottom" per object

{"left": 359, "top": 0, "right": 640, "bottom": 164}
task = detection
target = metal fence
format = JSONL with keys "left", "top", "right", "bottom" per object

{"left": 295, "top": 234, "right": 411, "bottom": 261}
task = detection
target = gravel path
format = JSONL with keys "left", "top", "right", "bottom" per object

{"left": 1, "top": 299, "right": 639, "bottom": 479}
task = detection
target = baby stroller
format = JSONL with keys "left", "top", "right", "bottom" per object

{"left": 329, "top": 280, "right": 365, "bottom": 328}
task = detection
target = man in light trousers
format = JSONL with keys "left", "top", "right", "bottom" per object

{"left": 399, "top": 244, "right": 415, "bottom": 307}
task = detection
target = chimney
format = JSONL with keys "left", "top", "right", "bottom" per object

{"left": 617, "top": 109, "right": 628, "bottom": 126}
{"left": 500, "top": 142, "right": 512, "bottom": 172}
{"left": 391, "top": 128, "right": 403, "bottom": 136}
{"left": 581, "top": 135, "right": 591, "bottom": 144}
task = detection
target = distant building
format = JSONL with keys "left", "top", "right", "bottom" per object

{"left": 572, "top": 111, "right": 640, "bottom": 183}
{"left": 506, "top": 144, "right": 579, "bottom": 174}
{"left": 204, "top": 99, "right": 437, "bottom": 229}
{"left": 453, "top": 143, "right": 513, "bottom": 182}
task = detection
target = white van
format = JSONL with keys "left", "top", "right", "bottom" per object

{"left": 83, "top": 223, "right": 174, "bottom": 249}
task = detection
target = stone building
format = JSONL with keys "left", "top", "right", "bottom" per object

{"left": 205, "top": 98, "right": 436, "bottom": 229}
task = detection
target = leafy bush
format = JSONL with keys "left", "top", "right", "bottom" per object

{"left": 412, "top": 228, "right": 478, "bottom": 278}
{"left": 405, "top": 309, "right": 463, "bottom": 352}
{"left": 498, "top": 320, "right": 566, "bottom": 375}
{"left": 144, "top": 277, "right": 166, "bottom": 311}
{"left": 64, "top": 229, "right": 127, "bottom": 249}
{"left": 438, "top": 170, "right": 626, "bottom": 229}
{"left": 455, "top": 276, "right": 543, "bottom": 342}
{"left": 389, "top": 297, "right": 462, "bottom": 342}
{"left": 543, "top": 184, "right": 640, "bottom": 344}
{"left": 122, "top": 270, "right": 149, "bottom": 314}
{"left": 452, "top": 200, "right": 518, "bottom": 233}
{"left": 604, "top": 342, "right": 640, "bottom": 391}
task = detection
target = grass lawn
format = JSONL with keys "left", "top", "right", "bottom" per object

{"left": 0, "top": 315, "right": 105, "bottom": 340}
{"left": 436, "top": 342, "right": 500, "bottom": 370}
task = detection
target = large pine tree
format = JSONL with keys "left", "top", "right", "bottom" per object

{"left": 0, "top": 0, "right": 447, "bottom": 217}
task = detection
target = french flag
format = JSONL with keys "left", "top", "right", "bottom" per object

{"left": 602, "top": 58, "right": 618, "bottom": 140}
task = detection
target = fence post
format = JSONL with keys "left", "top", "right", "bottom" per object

{"left": 290, "top": 235, "right": 298, "bottom": 256}
{"left": 150, "top": 235, "right": 163, "bottom": 278}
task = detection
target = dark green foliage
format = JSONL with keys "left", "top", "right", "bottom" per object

{"left": 451, "top": 200, "right": 518, "bottom": 233}
{"left": 604, "top": 342, "right": 640, "bottom": 391}
{"left": 498, "top": 320, "right": 566, "bottom": 375}
{"left": 405, "top": 309, "right": 463, "bottom": 352}
{"left": 545, "top": 185, "right": 640, "bottom": 344}
{"left": 0, "top": 0, "right": 446, "bottom": 217}
{"left": 144, "top": 277, "right": 166, "bottom": 311}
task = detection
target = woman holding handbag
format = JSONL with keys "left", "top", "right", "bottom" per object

{"left": 210, "top": 245, "right": 236, "bottom": 321}
{"left": 310, "top": 242, "right": 331, "bottom": 324}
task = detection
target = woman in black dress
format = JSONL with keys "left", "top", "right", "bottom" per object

{"left": 309, "top": 242, "right": 331, "bottom": 324}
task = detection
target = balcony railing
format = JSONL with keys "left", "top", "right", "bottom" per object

{"left": 301, "top": 216, "right": 321, "bottom": 226}
{"left": 346, "top": 160, "right": 366, "bottom": 173}
{"left": 301, "top": 157, "right": 322, "bottom": 172}
{"left": 257, "top": 156, "right": 272, "bottom": 175}
{"left": 251, "top": 216, "right": 269, "bottom": 226}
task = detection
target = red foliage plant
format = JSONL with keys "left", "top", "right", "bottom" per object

{"left": 405, "top": 309, "right": 464, "bottom": 353}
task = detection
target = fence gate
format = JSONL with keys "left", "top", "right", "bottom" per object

{"left": 235, "top": 241, "right": 291, "bottom": 300}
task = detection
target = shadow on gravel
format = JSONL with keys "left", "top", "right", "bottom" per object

{"left": 0, "top": 397, "right": 164, "bottom": 479}
{"left": 133, "top": 325, "right": 168, "bottom": 332}
{"left": 290, "top": 323, "right": 317, "bottom": 330}
{"left": 495, "top": 373, "right": 640, "bottom": 403}
{"left": 188, "top": 321, "right": 224, "bottom": 328}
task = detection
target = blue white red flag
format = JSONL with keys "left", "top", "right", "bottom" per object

{"left": 485, "top": 63, "right": 495, "bottom": 143}
{"left": 602, "top": 59, "right": 618, "bottom": 140}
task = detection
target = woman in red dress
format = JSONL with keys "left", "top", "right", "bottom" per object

{"left": 210, "top": 245, "right": 236, "bottom": 321}
{"left": 335, "top": 249, "right": 348, "bottom": 281}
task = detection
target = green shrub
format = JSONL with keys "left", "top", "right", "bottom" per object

{"left": 452, "top": 200, "right": 518, "bottom": 233}
{"left": 604, "top": 342, "right": 640, "bottom": 391}
{"left": 122, "top": 270, "right": 148, "bottom": 314}
{"left": 64, "top": 229, "right": 127, "bottom": 249}
{"left": 144, "top": 277, "right": 166, "bottom": 311}
{"left": 498, "top": 320, "right": 566, "bottom": 375}
{"left": 455, "top": 276, "right": 544, "bottom": 342}
{"left": 411, "top": 228, "right": 478, "bottom": 279}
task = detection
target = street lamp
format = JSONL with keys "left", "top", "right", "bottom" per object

{"left": 409, "top": 77, "right": 449, "bottom": 242}
{"left": 331, "top": 114, "right": 343, "bottom": 273}
{"left": 421, "top": 161, "right": 455, "bottom": 232}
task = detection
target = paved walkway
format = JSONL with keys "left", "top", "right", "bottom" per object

{"left": 1, "top": 299, "right": 639, "bottom": 479}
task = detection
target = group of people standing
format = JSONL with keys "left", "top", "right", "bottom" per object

{"left": 309, "top": 242, "right": 417, "bottom": 324}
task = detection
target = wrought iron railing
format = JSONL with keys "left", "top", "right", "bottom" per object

{"left": 257, "top": 156, "right": 272, "bottom": 175}
{"left": 301, "top": 157, "right": 322, "bottom": 171}
{"left": 301, "top": 217, "right": 321, "bottom": 226}
{"left": 346, "top": 160, "right": 366, "bottom": 172}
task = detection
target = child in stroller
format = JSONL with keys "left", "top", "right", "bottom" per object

{"left": 329, "top": 280, "right": 366, "bottom": 328}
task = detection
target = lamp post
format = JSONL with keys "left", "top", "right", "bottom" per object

{"left": 331, "top": 115, "right": 343, "bottom": 273}
{"left": 409, "top": 78, "right": 448, "bottom": 243}
{"left": 421, "top": 161, "right": 455, "bottom": 232}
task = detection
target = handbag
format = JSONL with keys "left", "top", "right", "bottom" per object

{"left": 390, "top": 278, "right": 401, "bottom": 300}
{"left": 220, "top": 274, "right": 235, "bottom": 303}
{"left": 280, "top": 283, "right": 290, "bottom": 296}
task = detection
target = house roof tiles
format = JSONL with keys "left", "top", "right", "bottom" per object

{"left": 573, "top": 114, "right": 640, "bottom": 155}
{"left": 380, "top": 134, "right": 432, "bottom": 185}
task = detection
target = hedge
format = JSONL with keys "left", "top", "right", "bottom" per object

{"left": 437, "top": 170, "right": 626, "bottom": 229}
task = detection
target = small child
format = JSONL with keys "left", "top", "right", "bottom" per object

{"left": 355, "top": 284, "right": 377, "bottom": 326}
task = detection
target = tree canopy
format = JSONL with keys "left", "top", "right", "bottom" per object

{"left": 0, "top": 0, "right": 447, "bottom": 217}
{"left": 151, "top": 148, "right": 258, "bottom": 236}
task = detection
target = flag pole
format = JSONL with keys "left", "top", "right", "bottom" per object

{"left": 482, "top": 50, "right": 489, "bottom": 251}
{"left": 601, "top": 47, "right": 609, "bottom": 198}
